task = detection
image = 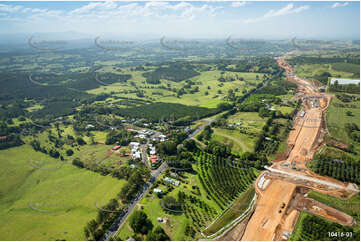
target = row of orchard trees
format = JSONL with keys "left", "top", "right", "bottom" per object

{"left": 197, "top": 151, "right": 257, "bottom": 210}
{"left": 291, "top": 213, "right": 358, "bottom": 241}
{"left": 310, "top": 153, "right": 360, "bottom": 184}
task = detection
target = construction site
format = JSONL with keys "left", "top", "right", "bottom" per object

{"left": 219, "top": 56, "right": 359, "bottom": 241}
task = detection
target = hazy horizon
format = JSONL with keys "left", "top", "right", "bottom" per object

{"left": 0, "top": 1, "right": 359, "bottom": 40}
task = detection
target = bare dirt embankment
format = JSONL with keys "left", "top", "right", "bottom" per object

{"left": 217, "top": 56, "right": 359, "bottom": 241}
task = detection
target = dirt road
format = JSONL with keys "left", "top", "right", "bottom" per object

{"left": 235, "top": 56, "right": 359, "bottom": 241}
{"left": 242, "top": 179, "right": 296, "bottom": 241}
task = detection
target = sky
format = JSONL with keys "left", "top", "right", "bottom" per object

{"left": 0, "top": 1, "right": 359, "bottom": 40}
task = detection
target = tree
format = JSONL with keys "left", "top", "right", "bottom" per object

{"left": 258, "top": 107, "right": 269, "bottom": 118}
{"left": 84, "top": 219, "right": 98, "bottom": 239}
{"left": 129, "top": 211, "right": 153, "bottom": 234}
{"left": 76, "top": 137, "right": 86, "bottom": 145}
{"left": 72, "top": 157, "right": 84, "bottom": 168}
{"left": 161, "top": 196, "right": 182, "bottom": 212}
{"left": 49, "top": 149, "right": 60, "bottom": 158}
{"left": 30, "top": 139, "right": 41, "bottom": 151}
{"left": 157, "top": 141, "right": 177, "bottom": 155}
{"left": 66, "top": 149, "right": 74, "bottom": 156}
{"left": 217, "top": 102, "right": 232, "bottom": 111}
{"left": 183, "top": 139, "right": 197, "bottom": 151}
{"left": 146, "top": 226, "right": 170, "bottom": 241}
{"left": 202, "top": 125, "right": 213, "bottom": 140}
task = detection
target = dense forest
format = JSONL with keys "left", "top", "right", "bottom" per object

{"left": 143, "top": 63, "right": 200, "bottom": 83}
{"left": 114, "top": 102, "right": 219, "bottom": 122}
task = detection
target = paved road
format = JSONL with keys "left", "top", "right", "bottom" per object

{"left": 102, "top": 162, "right": 167, "bottom": 240}
{"left": 102, "top": 69, "right": 280, "bottom": 241}
{"left": 265, "top": 166, "right": 359, "bottom": 193}
{"left": 187, "top": 71, "right": 278, "bottom": 141}
{"left": 187, "top": 118, "right": 215, "bottom": 140}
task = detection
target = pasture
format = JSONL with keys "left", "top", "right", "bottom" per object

{"left": 87, "top": 67, "right": 264, "bottom": 108}
{"left": 0, "top": 145, "right": 126, "bottom": 241}
{"left": 212, "top": 128, "right": 256, "bottom": 154}
{"left": 293, "top": 63, "right": 355, "bottom": 79}
{"left": 326, "top": 95, "right": 360, "bottom": 155}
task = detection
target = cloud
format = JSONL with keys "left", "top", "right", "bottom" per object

{"left": 65, "top": 1, "right": 219, "bottom": 21}
{"left": 231, "top": 1, "right": 246, "bottom": 8}
{"left": 331, "top": 2, "right": 349, "bottom": 8}
{"left": 0, "top": 3, "right": 23, "bottom": 13}
{"left": 0, "top": 1, "right": 220, "bottom": 22}
{"left": 0, "top": 1, "right": 223, "bottom": 34}
{"left": 245, "top": 3, "right": 309, "bottom": 23}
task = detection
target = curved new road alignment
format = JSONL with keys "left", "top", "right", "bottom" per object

{"left": 239, "top": 56, "right": 359, "bottom": 241}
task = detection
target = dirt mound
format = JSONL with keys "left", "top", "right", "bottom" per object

{"left": 295, "top": 198, "right": 355, "bottom": 227}
{"left": 273, "top": 153, "right": 288, "bottom": 162}
{"left": 327, "top": 139, "right": 350, "bottom": 151}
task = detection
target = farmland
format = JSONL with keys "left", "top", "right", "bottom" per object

{"left": 212, "top": 128, "right": 256, "bottom": 154}
{"left": 290, "top": 212, "right": 359, "bottom": 241}
{"left": 202, "top": 185, "right": 256, "bottom": 237}
{"left": 89, "top": 69, "right": 265, "bottom": 108}
{"left": 326, "top": 94, "right": 360, "bottom": 155}
{"left": 288, "top": 55, "right": 360, "bottom": 86}
{"left": 0, "top": 145, "right": 126, "bottom": 241}
{"left": 0, "top": 50, "right": 281, "bottom": 240}
{"left": 0, "top": 21, "right": 359, "bottom": 241}
{"left": 293, "top": 63, "right": 356, "bottom": 80}
{"left": 115, "top": 162, "right": 222, "bottom": 241}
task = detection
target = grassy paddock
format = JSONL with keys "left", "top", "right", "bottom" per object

{"left": 87, "top": 69, "right": 264, "bottom": 108}
{"left": 326, "top": 94, "right": 360, "bottom": 155}
{"left": 212, "top": 128, "right": 256, "bottom": 154}
{"left": 293, "top": 63, "right": 355, "bottom": 79}
{"left": 0, "top": 145, "right": 125, "bottom": 241}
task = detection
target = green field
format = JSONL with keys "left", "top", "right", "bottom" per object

{"left": 293, "top": 63, "right": 355, "bottom": 79}
{"left": 332, "top": 62, "right": 360, "bottom": 76}
{"left": 212, "top": 128, "right": 256, "bottom": 154}
{"left": 227, "top": 112, "right": 266, "bottom": 133}
{"left": 326, "top": 95, "right": 360, "bottom": 154}
{"left": 0, "top": 145, "right": 126, "bottom": 241}
{"left": 88, "top": 69, "right": 264, "bottom": 108}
